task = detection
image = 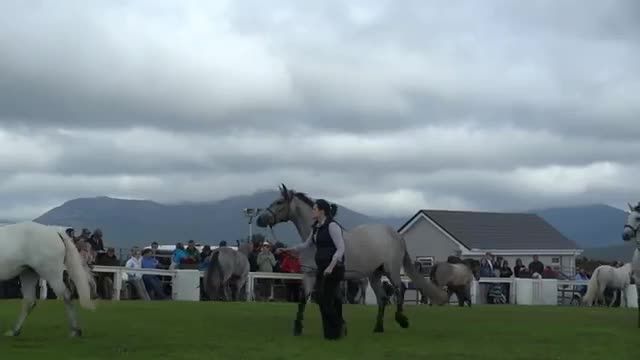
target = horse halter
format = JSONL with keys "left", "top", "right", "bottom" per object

{"left": 624, "top": 224, "right": 639, "bottom": 240}
{"left": 264, "top": 200, "right": 292, "bottom": 228}
{"left": 262, "top": 202, "right": 292, "bottom": 246}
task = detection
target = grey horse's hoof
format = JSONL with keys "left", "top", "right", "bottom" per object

{"left": 373, "top": 324, "right": 384, "bottom": 333}
{"left": 4, "top": 329, "right": 19, "bottom": 337}
{"left": 293, "top": 320, "right": 303, "bottom": 336}
{"left": 70, "top": 328, "right": 83, "bottom": 338}
{"left": 395, "top": 313, "right": 409, "bottom": 329}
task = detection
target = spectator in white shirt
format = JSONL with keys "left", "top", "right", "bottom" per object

{"left": 125, "top": 247, "right": 150, "bottom": 300}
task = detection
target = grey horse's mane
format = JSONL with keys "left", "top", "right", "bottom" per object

{"left": 289, "top": 189, "right": 346, "bottom": 230}
{"left": 292, "top": 192, "right": 314, "bottom": 208}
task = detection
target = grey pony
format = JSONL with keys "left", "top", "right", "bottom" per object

{"left": 255, "top": 184, "right": 448, "bottom": 335}
{"left": 203, "top": 244, "right": 250, "bottom": 301}
{"left": 429, "top": 259, "right": 480, "bottom": 307}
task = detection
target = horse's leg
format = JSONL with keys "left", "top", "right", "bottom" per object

{"left": 369, "top": 271, "right": 387, "bottom": 333}
{"left": 608, "top": 288, "right": 617, "bottom": 307}
{"left": 47, "top": 275, "right": 83, "bottom": 337}
{"left": 5, "top": 270, "right": 38, "bottom": 337}
{"left": 385, "top": 270, "right": 409, "bottom": 329}
{"left": 234, "top": 275, "right": 247, "bottom": 302}
{"left": 453, "top": 286, "right": 465, "bottom": 307}
{"left": 293, "top": 273, "right": 315, "bottom": 336}
{"left": 222, "top": 277, "right": 232, "bottom": 301}
{"left": 464, "top": 284, "right": 472, "bottom": 307}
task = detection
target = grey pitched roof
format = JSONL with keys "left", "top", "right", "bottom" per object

{"left": 402, "top": 209, "right": 579, "bottom": 250}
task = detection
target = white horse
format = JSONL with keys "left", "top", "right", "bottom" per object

{"left": 255, "top": 184, "right": 448, "bottom": 335}
{"left": 582, "top": 263, "right": 632, "bottom": 307}
{"left": 622, "top": 202, "right": 640, "bottom": 327}
{"left": 0, "top": 221, "right": 95, "bottom": 337}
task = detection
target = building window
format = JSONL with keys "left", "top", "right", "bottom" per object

{"left": 551, "top": 257, "right": 560, "bottom": 264}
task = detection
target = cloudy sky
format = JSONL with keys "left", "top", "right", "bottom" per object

{"left": 1, "top": 0, "right": 639, "bottom": 220}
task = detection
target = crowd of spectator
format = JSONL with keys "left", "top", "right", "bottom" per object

{"left": 75, "top": 231, "right": 305, "bottom": 302}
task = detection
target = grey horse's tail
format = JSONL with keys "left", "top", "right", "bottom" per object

{"left": 402, "top": 249, "right": 449, "bottom": 305}
{"left": 204, "top": 250, "right": 221, "bottom": 299}
{"left": 429, "top": 263, "right": 440, "bottom": 286}
{"left": 582, "top": 266, "right": 601, "bottom": 306}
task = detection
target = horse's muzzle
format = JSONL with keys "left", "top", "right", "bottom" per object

{"left": 255, "top": 214, "right": 271, "bottom": 228}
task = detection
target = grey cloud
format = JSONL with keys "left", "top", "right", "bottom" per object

{"left": 0, "top": 1, "right": 639, "bottom": 219}
{"left": 1, "top": 1, "right": 638, "bottom": 137}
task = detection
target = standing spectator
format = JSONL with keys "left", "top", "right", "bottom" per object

{"left": 248, "top": 242, "right": 258, "bottom": 272}
{"left": 575, "top": 267, "right": 589, "bottom": 296}
{"left": 499, "top": 260, "right": 513, "bottom": 303}
{"left": 184, "top": 240, "right": 200, "bottom": 264}
{"left": 170, "top": 243, "right": 188, "bottom": 269}
{"left": 95, "top": 247, "right": 120, "bottom": 299}
{"left": 65, "top": 228, "right": 77, "bottom": 242}
{"left": 483, "top": 252, "right": 495, "bottom": 274}
{"left": 150, "top": 241, "right": 159, "bottom": 255}
{"left": 79, "top": 228, "right": 91, "bottom": 242}
{"left": 479, "top": 258, "right": 495, "bottom": 277}
{"left": 125, "top": 248, "right": 150, "bottom": 300}
{"left": 200, "top": 245, "right": 213, "bottom": 262}
{"left": 279, "top": 251, "right": 302, "bottom": 302}
{"left": 88, "top": 228, "right": 105, "bottom": 255}
{"left": 257, "top": 241, "right": 277, "bottom": 301}
{"left": 528, "top": 255, "right": 544, "bottom": 277}
{"left": 199, "top": 245, "right": 213, "bottom": 271}
{"left": 479, "top": 257, "right": 495, "bottom": 303}
{"left": 513, "top": 258, "right": 528, "bottom": 278}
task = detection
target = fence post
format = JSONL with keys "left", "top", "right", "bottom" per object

{"left": 247, "top": 273, "right": 255, "bottom": 302}
{"left": 172, "top": 270, "right": 200, "bottom": 301}
{"left": 113, "top": 269, "right": 122, "bottom": 301}
{"left": 39, "top": 279, "right": 48, "bottom": 300}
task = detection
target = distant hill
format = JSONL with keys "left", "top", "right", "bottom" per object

{"left": 532, "top": 204, "right": 627, "bottom": 249}
{"left": 581, "top": 243, "right": 636, "bottom": 262}
{"left": 32, "top": 194, "right": 635, "bottom": 262}
{"left": 34, "top": 191, "right": 404, "bottom": 249}
{"left": 532, "top": 203, "right": 633, "bottom": 262}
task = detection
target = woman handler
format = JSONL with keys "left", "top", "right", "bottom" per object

{"left": 277, "top": 199, "right": 346, "bottom": 340}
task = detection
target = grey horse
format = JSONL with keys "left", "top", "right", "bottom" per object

{"left": 255, "top": 184, "right": 448, "bottom": 335}
{"left": 621, "top": 202, "right": 640, "bottom": 327}
{"left": 429, "top": 259, "right": 480, "bottom": 307}
{"left": 203, "top": 245, "right": 250, "bottom": 301}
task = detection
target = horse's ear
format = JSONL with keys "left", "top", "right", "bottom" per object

{"left": 280, "top": 184, "right": 291, "bottom": 201}
{"left": 628, "top": 203, "right": 634, "bottom": 211}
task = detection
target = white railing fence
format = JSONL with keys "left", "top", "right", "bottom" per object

{"left": 31, "top": 266, "right": 638, "bottom": 308}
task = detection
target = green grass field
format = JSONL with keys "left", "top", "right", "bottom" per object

{"left": 0, "top": 300, "right": 636, "bottom": 360}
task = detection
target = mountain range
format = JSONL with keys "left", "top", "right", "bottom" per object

{"left": 34, "top": 191, "right": 404, "bottom": 249}
{"left": 31, "top": 191, "right": 634, "bottom": 261}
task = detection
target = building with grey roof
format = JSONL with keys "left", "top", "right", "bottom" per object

{"left": 398, "top": 209, "right": 583, "bottom": 276}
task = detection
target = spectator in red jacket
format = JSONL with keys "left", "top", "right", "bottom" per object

{"left": 279, "top": 251, "right": 302, "bottom": 302}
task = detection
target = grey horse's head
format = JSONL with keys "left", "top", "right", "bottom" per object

{"left": 622, "top": 202, "right": 640, "bottom": 243}
{"left": 462, "top": 259, "right": 481, "bottom": 281}
{"left": 256, "top": 183, "right": 301, "bottom": 228}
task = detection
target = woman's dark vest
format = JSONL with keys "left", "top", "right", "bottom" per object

{"left": 312, "top": 220, "right": 343, "bottom": 269}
